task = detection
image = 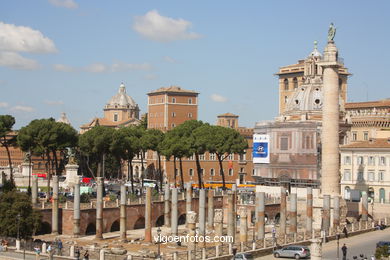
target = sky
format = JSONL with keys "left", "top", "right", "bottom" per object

{"left": 1, "top": 0, "right": 390, "bottom": 130}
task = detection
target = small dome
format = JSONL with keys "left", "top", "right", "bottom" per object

{"left": 107, "top": 83, "right": 137, "bottom": 107}
{"left": 308, "top": 41, "right": 322, "bottom": 58}
{"left": 57, "top": 112, "right": 70, "bottom": 125}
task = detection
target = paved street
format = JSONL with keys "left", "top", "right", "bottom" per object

{"left": 255, "top": 228, "right": 390, "bottom": 259}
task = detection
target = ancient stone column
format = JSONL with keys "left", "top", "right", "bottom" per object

{"left": 333, "top": 195, "right": 340, "bottom": 229}
{"left": 310, "top": 238, "right": 322, "bottom": 260}
{"left": 145, "top": 186, "right": 152, "bottom": 242}
{"left": 227, "top": 193, "right": 235, "bottom": 242}
{"left": 306, "top": 187, "right": 313, "bottom": 236}
{"left": 52, "top": 175, "right": 59, "bottom": 235}
{"left": 207, "top": 189, "right": 214, "bottom": 230}
{"left": 171, "top": 188, "right": 178, "bottom": 235}
{"left": 187, "top": 211, "right": 197, "bottom": 251}
{"left": 257, "top": 192, "right": 265, "bottom": 239}
{"left": 186, "top": 182, "right": 192, "bottom": 214}
{"left": 96, "top": 177, "right": 103, "bottom": 239}
{"left": 199, "top": 189, "right": 206, "bottom": 237}
{"left": 239, "top": 207, "right": 248, "bottom": 243}
{"left": 214, "top": 209, "right": 223, "bottom": 238}
{"left": 32, "top": 175, "right": 38, "bottom": 205}
{"left": 73, "top": 178, "right": 80, "bottom": 237}
{"left": 164, "top": 184, "right": 171, "bottom": 227}
{"left": 361, "top": 191, "right": 368, "bottom": 222}
{"left": 280, "top": 187, "right": 287, "bottom": 235}
{"left": 289, "top": 193, "right": 297, "bottom": 234}
{"left": 319, "top": 40, "right": 341, "bottom": 197}
{"left": 322, "top": 195, "right": 331, "bottom": 236}
{"left": 120, "top": 183, "right": 127, "bottom": 241}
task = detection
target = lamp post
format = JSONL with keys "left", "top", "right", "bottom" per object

{"left": 157, "top": 226, "right": 161, "bottom": 259}
{"left": 371, "top": 200, "right": 374, "bottom": 221}
{"left": 336, "top": 233, "right": 340, "bottom": 260}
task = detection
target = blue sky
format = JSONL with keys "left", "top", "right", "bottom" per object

{"left": 1, "top": 0, "right": 389, "bottom": 130}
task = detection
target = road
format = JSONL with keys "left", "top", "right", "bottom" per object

{"left": 255, "top": 228, "right": 390, "bottom": 259}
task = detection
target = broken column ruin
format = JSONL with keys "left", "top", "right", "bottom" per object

{"left": 207, "top": 189, "right": 214, "bottom": 230}
{"left": 164, "top": 184, "right": 171, "bottom": 228}
{"left": 239, "top": 207, "right": 248, "bottom": 243}
{"left": 214, "top": 209, "right": 223, "bottom": 238}
{"left": 333, "top": 195, "right": 340, "bottom": 230}
{"left": 145, "top": 186, "right": 152, "bottom": 242}
{"left": 73, "top": 177, "right": 80, "bottom": 237}
{"left": 171, "top": 188, "right": 178, "bottom": 235}
{"left": 227, "top": 192, "right": 235, "bottom": 242}
{"left": 289, "top": 193, "right": 297, "bottom": 234}
{"left": 120, "top": 182, "right": 127, "bottom": 241}
{"left": 257, "top": 192, "right": 265, "bottom": 239}
{"left": 307, "top": 187, "right": 313, "bottom": 236}
{"left": 52, "top": 175, "right": 59, "bottom": 235}
{"left": 199, "top": 189, "right": 206, "bottom": 237}
{"left": 361, "top": 191, "right": 368, "bottom": 222}
{"left": 280, "top": 187, "right": 287, "bottom": 235}
{"left": 32, "top": 175, "right": 38, "bottom": 205}
{"left": 187, "top": 211, "right": 197, "bottom": 251}
{"left": 322, "top": 195, "right": 331, "bottom": 236}
{"left": 96, "top": 177, "right": 103, "bottom": 239}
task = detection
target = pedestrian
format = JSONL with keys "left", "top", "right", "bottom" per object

{"left": 57, "top": 239, "right": 63, "bottom": 256}
{"left": 341, "top": 244, "right": 347, "bottom": 260}
{"left": 343, "top": 226, "right": 349, "bottom": 238}
{"left": 83, "top": 249, "right": 89, "bottom": 260}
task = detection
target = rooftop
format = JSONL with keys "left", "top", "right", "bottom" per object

{"left": 148, "top": 86, "right": 198, "bottom": 95}
{"left": 345, "top": 99, "right": 390, "bottom": 109}
{"left": 342, "top": 138, "right": 390, "bottom": 149}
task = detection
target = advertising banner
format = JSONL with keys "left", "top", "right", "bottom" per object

{"left": 253, "top": 134, "right": 270, "bottom": 164}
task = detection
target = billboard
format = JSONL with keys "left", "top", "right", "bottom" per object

{"left": 253, "top": 134, "right": 270, "bottom": 164}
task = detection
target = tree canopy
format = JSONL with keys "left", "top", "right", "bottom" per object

{"left": 0, "top": 115, "right": 16, "bottom": 182}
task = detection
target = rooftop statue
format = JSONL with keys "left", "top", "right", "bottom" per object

{"left": 328, "top": 23, "right": 336, "bottom": 42}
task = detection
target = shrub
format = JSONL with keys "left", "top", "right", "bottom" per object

{"left": 80, "top": 193, "right": 90, "bottom": 203}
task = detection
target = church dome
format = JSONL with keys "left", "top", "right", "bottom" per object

{"left": 286, "top": 82, "right": 323, "bottom": 113}
{"left": 106, "top": 83, "right": 137, "bottom": 108}
{"left": 308, "top": 41, "right": 322, "bottom": 58}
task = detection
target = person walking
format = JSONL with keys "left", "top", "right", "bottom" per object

{"left": 57, "top": 239, "right": 63, "bottom": 256}
{"left": 343, "top": 226, "right": 349, "bottom": 238}
{"left": 342, "top": 244, "right": 348, "bottom": 260}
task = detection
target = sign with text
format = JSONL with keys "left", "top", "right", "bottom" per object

{"left": 253, "top": 134, "right": 270, "bottom": 164}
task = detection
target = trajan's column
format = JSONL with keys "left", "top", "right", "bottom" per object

{"left": 319, "top": 23, "right": 341, "bottom": 197}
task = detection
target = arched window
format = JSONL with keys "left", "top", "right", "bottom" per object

{"left": 293, "top": 77, "right": 298, "bottom": 89}
{"left": 189, "top": 168, "right": 193, "bottom": 176}
{"left": 284, "top": 79, "right": 289, "bottom": 91}
{"left": 210, "top": 168, "right": 215, "bottom": 176}
{"left": 228, "top": 169, "right": 233, "bottom": 176}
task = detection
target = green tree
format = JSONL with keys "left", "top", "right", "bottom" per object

{"left": 79, "top": 126, "right": 114, "bottom": 179}
{"left": 194, "top": 125, "right": 248, "bottom": 189}
{"left": 142, "top": 129, "right": 164, "bottom": 190}
{"left": 17, "top": 119, "right": 78, "bottom": 199}
{"left": 0, "top": 190, "right": 41, "bottom": 238}
{"left": 0, "top": 115, "right": 16, "bottom": 183}
{"left": 174, "top": 120, "right": 205, "bottom": 188}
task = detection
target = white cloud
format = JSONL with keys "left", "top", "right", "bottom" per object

{"left": 210, "top": 94, "right": 228, "bottom": 103}
{"left": 53, "top": 64, "right": 75, "bottom": 72}
{"left": 10, "top": 105, "right": 34, "bottom": 112}
{"left": 44, "top": 100, "right": 64, "bottom": 106}
{"left": 133, "top": 10, "right": 201, "bottom": 42}
{"left": 163, "top": 56, "right": 178, "bottom": 63}
{"left": 143, "top": 74, "right": 158, "bottom": 80}
{"left": 111, "top": 62, "right": 152, "bottom": 72}
{"left": 48, "top": 0, "right": 78, "bottom": 9}
{"left": 0, "top": 102, "right": 8, "bottom": 108}
{"left": 0, "top": 22, "right": 57, "bottom": 53}
{"left": 0, "top": 51, "right": 40, "bottom": 70}
{"left": 84, "top": 63, "right": 108, "bottom": 73}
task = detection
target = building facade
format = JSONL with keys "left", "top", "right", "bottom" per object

{"left": 340, "top": 138, "right": 390, "bottom": 203}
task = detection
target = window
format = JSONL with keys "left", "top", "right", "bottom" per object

{"left": 357, "top": 171, "right": 364, "bottom": 181}
{"left": 240, "top": 167, "right": 244, "bottom": 173}
{"left": 189, "top": 168, "right": 194, "bottom": 176}
{"left": 344, "top": 156, "right": 351, "bottom": 165}
{"left": 209, "top": 153, "right": 216, "bottom": 160}
{"left": 199, "top": 154, "right": 205, "bottom": 160}
{"left": 201, "top": 168, "right": 204, "bottom": 176}
{"left": 171, "top": 123, "right": 176, "bottom": 128}
{"left": 172, "top": 97, "right": 176, "bottom": 103}
{"left": 188, "top": 113, "right": 193, "bottom": 118}
{"left": 352, "top": 132, "right": 357, "bottom": 141}
{"left": 343, "top": 170, "right": 351, "bottom": 181}
{"left": 239, "top": 153, "right": 246, "bottom": 161}
{"left": 280, "top": 137, "right": 289, "bottom": 150}
{"left": 172, "top": 112, "right": 176, "bottom": 117}
{"left": 228, "top": 154, "right": 233, "bottom": 160}
{"left": 368, "top": 171, "right": 375, "bottom": 182}
{"left": 284, "top": 79, "right": 289, "bottom": 91}
{"left": 380, "top": 157, "right": 386, "bottom": 166}
{"left": 114, "top": 113, "right": 118, "bottom": 122}
{"left": 210, "top": 168, "right": 215, "bottom": 176}
{"left": 368, "top": 156, "right": 375, "bottom": 166}
{"left": 284, "top": 96, "right": 288, "bottom": 104}
{"left": 364, "top": 132, "right": 369, "bottom": 141}
{"left": 189, "top": 154, "right": 195, "bottom": 160}
{"left": 188, "top": 98, "right": 192, "bottom": 104}
{"left": 357, "top": 156, "right": 364, "bottom": 165}
{"left": 379, "top": 171, "right": 385, "bottom": 181}
{"left": 293, "top": 77, "right": 298, "bottom": 89}
{"left": 228, "top": 168, "right": 233, "bottom": 176}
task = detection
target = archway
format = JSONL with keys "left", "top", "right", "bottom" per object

{"left": 274, "top": 213, "right": 280, "bottom": 224}
{"left": 36, "top": 222, "right": 51, "bottom": 235}
{"left": 380, "top": 188, "right": 386, "bottom": 203}
{"left": 178, "top": 214, "right": 186, "bottom": 225}
{"left": 85, "top": 223, "right": 96, "bottom": 235}
{"left": 110, "top": 220, "right": 120, "bottom": 232}
{"left": 134, "top": 217, "right": 145, "bottom": 229}
{"left": 155, "top": 215, "right": 164, "bottom": 227}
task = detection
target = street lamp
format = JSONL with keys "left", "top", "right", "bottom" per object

{"left": 157, "top": 227, "right": 161, "bottom": 259}
{"left": 336, "top": 233, "right": 340, "bottom": 260}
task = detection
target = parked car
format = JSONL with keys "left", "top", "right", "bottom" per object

{"left": 273, "top": 245, "right": 310, "bottom": 259}
{"left": 232, "top": 253, "right": 254, "bottom": 260}
{"left": 376, "top": 241, "right": 390, "bottom": 248}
